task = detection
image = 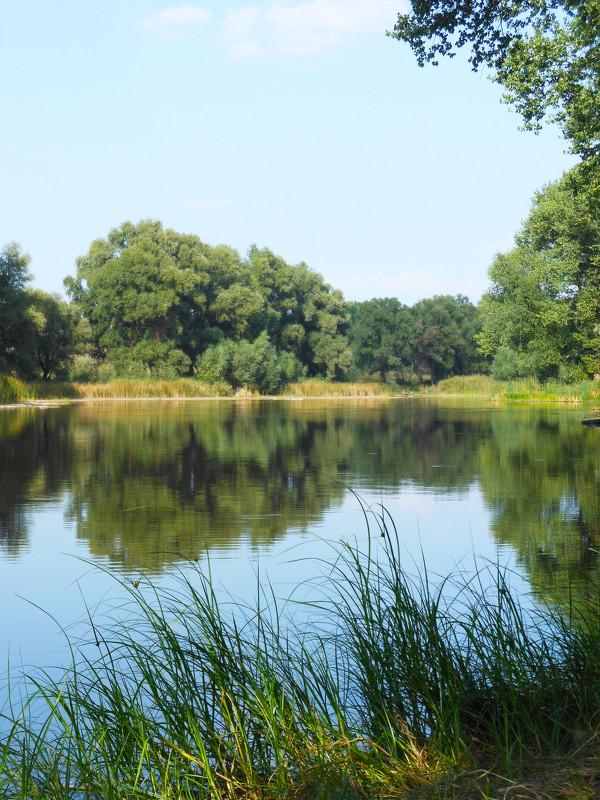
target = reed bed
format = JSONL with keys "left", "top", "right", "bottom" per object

{"left": 2, "top": 507, "right": 600, "bottom": 799}
{"left": 0, "top": 377, "right": 233, "bottom": 403}
{"left": 72, "top": 379, "right": 232, "bottom": 399}
{"left": 427, "top": 375, "right": 600, "bottom": 402}
{"left": 284, "top": 380, "right": 399, "bottom": 397}
{"left": 0, "top": 375, "right": 37, "bottom": 404}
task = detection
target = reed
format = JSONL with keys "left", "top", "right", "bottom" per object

{"left": 427, "top": 375, "right": 600, "bottom": 402}
{"left": 284, "top": 380, "right": 399, "bottom": 397}
{"left": 0, "top": 376, "right": 233, "bottom": 403}
{"left": 0, "top": 375, "right": 36, "bottom": 404}
{"left": 2, "top": 506, "right": 600, "bottom": 798}
{"left": 73, "top": 379, "right": 232, "bottom": 399}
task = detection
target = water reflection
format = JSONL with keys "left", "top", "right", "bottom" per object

{"left": 1, "top": 399, "right": 600, "bottom": 608}
{"left": 480, "top": 408, "right": 600, "bottom": 604}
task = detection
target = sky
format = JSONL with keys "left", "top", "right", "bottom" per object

{"left": 0, "top": 0, "right": 576, "bottom": 306}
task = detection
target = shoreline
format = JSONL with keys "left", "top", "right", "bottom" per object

{"left": 0, "top": 392, "right": 596, "bottom": 411}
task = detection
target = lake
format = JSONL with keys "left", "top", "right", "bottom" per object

{"left": 1, "top": 397, "right": 599, "bottom": 692}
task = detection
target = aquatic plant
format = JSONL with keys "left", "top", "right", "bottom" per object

{"left": 2, "top": 505, "right": 600, "bottom": 798}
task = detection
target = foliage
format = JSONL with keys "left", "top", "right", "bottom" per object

{"left": 66, "top": 222, "right": 352, "bottom": 387}
{"left": 348, "top": 295, "right": 485, "bottom": 384}
{"left": 350, "top": 297, "right": 415, "bottom": 381}
{"left": 3, "top": 512, "right": 600, "bottom": 797}
{"left": 26, "top": 289, "right": 76, "bottom": 380}
{"left": 65, "top": 220, "right": 207, "bottom": 377}
{"left": 196, "top": 331, "right": 306, "bottom": 394}
{"left": 0, "top": 375, "right": 36, "bottom": 404}
{"left": 246, "top": 246, "right": 353, "bottom": 380}
{"left": 479, "top": 167, "right": 600, "bottom": 380}
{"left": 390, "top": 0, "right": 600, "bottom": 164}
{"left": 0, "top": 243, "right": 35, "bottom": 376}
{"left": 284, "top": 380, "right": 398, "bottom": 396}
{"left": 411, "top": 294, "right": 486, "bottom": 381}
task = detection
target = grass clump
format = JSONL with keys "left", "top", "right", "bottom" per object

{"left": 2, "top": 508, "right": 600, "bottom": 798}
{"left": 427, "top": 374, "right": 600, "bottom": 403}
{"left": 0, "top": 375, "right": 37, "bottom": 404}
{"left": 0, "top": 376, "right": 233, "bottom": 403}
{"left": 73, "top": 379, "right": 233, "bottom": 399}
{"left": 284, "top": 380, "right": 400, "bottom": 397}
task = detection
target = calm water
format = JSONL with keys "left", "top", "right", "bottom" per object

{"left": 1, "top": 397, "right": 599, "bottom": 684}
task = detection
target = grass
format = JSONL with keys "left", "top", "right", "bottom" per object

{"left": 0, "top": 377, "right": 233, "bottom": 402}
{"left": 424, "top": 375, "right": 600, "bottom": 402}
{"left": 283, "top": 379, "right": 401, "bottom": 397}
{"left": 4, "top": 372, "right": 600, "bottom": 405}
{"left": 0, "top": 375, "right": 37, "bottom": 404}
{"left": 71, "top": 379, "right": 233, "bottom": 399}
{"left": 2, "top": 505, "right": 600, "bottom": 798}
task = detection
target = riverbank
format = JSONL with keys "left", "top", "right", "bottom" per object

{"left": 3, "top": 373, "right": 600, "bottom": 406}
{"left": 425, "top": 374, "right": 600, "bottom": 402}
{"left": 0, "top": 375, "right": 402, "bottom": 405}
{"left": 2, "top": 509, "right": 599, "bottom": 799}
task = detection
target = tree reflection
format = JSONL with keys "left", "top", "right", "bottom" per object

{"left": 477, "top": 407, "right": 600, "bottom": 607}
{"left": 1, "top": 399, "right": 600, "bottom": 603}
{"left": 0, "top": 409, "right": 73, "bottom": 556}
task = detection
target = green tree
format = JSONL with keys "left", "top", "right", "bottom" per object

{"left": 390, "top": 0, "right": 600, "bottom": 163}
{"left": 350, "top": 298, "right": 416, "bottom": 382}
{"left": 196, "top": 332, "right": 305, "bottom": 394}
{"left": 27, "top": 290, "right": 76, "bottom": 380}
{"left": 411, "top": 295, "right": 484, "bottom": 382}
{"left": 0, "top": 243, "right": 35, "bottom": 376}
{"left": 479, "top": 167, "right": 600, "bottom": 379}
{"left": 65, "top": 220, "right": 220, "bottom": 377}
{"left": 246, "top": 247, "right": 353, "bottom": 379}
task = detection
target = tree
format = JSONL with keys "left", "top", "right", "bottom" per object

{"left": 68, "top": 222, "right": 352, "bottom": 385}
{"left": 65, "top": 220, "right": 219, "bottom": 377}
{"left": 390, "top": 0, "right": 600, "bottom": 164}
{"left": 27, "top": 290, "right": 76, "bottom": 380}
{"left": 0, "top": 243, "right": 35, "bottom": 376}
{"left": 478, "top": 166, "right": 600, "bottom": 380}
{"left": 196, "top": 332, "right": 305, "bottom": 394}
{"left": 246, "top": 247, "right": 353, "bottom": 379}
{"left": 411, "top": 295, "right": 485, "bottom": 382}
{"left": 350, "top": 298, "right": 416, "bottom": 381}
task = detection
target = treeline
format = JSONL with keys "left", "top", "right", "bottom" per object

{"left": 0, "top": 220, "right": 485, "bottom": 391}
{"left": 2, "top": 163, "right": 599, "bottom": 393}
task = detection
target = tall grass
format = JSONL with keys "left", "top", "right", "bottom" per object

{"left": 427, "top": 375, "right": 600, "bottom": 402}
{"left": 2, "top": 507, "right": 600, "bottom": 798}
{"left": 0, "top": 375, "right": 36, "bottom": 404}
{"left": 284, "top": 380, "right": 400, "bottom": 397}
{"left": 74, "top": 379, "right": 232, "bottom": 399}
{"left": 0, "top": 376, "right": 233, "bottom": 402}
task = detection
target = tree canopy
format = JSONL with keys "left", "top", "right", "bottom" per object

{"left": 479, "top": 166, "right": 600, "bottom": 380}
{"left": 65, "top": 220, "right": 352, "bottom": 385}
{"left": 390, "top": 0, "right": 600, "bottom": 164}
{"left": 0, "top": 243, "right": 34, "bottom": 376}
{"left": 350, "top": 295, "right": 485, "bottom": 383}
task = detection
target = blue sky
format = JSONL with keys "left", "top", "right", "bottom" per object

{"left": 0, "top": 1, "right": 575, "bottom": 305}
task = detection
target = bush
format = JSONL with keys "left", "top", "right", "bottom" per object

{"left": 491, "top": 346, "right": 526, "bottom": 381}
{"left": 196, "top": 332, "right": 305, "bottom": 394}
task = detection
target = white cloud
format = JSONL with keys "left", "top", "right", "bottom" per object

{"left": 224, "top": 6, "right": 266, "bottom": 59}
{"left": 140, "top": 5, "right": 212, "bottom": 40}
{"left": 224, "top": 0, "right": 400, "bottom": 60}
{"left": 185, "top": 197, "right": 232, "bottom": 210}
{"left": 330, "top": 269, "right": 489, "bottom": 305}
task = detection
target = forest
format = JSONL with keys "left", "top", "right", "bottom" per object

{"left": 1, "top": 166, "right": 599, "bottom": 395}
{"left": 0, "top": 221, "right": 487, "bottom": 392}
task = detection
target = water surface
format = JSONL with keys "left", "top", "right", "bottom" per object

{"left": 1, "top": 398, "right": 599, "bottom": 680}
